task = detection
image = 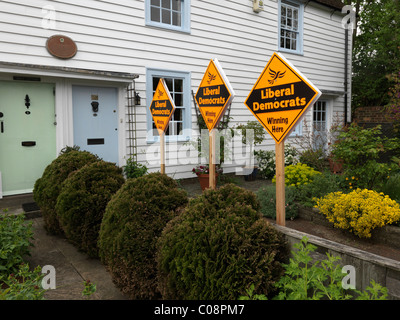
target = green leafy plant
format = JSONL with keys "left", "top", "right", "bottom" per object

{"left": 294, "top": 171, "right": 344, "bottom": 207}
{"left": 257, "top": 185, "right": 298, "bottom": 220}
{"left": 273, "top": 163, "right": 321, "bottom": 188}
{"left": 0, "top": 263, "right": 46, "bottom": 300}
{"left": 238, "top": 284, "right": 267, "bottom": 300}
{"left": 123, "top": 157, "right": 148, "bottom": 179}
{"left": 33, "top": 149, "right": 100, "bottom": 234}
{"left": 330, "top": 123, "right": 400, "bottom": 189}
{"left": 156, "top": 184, "right": 289, "bottom": 300}
{"left": 82, "top": 279, "right": 97, "bottom": 299}
{"left": 56, "top": 160, "right": 125, "bottom": 258}
{"left": 0, "top": 213, "right": 33, "bottom": 275}
{"left": 98, "top": 173, "right": 188, "bottom": 300}
{"left": 381, "top": 173, "right": 400, "bottom": 203}
{"left": 274, "top": 237, "right": 388, "bottom": 300}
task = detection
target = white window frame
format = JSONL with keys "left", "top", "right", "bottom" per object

{"left": 146, "top": 68, "right": 192, "bottom": 143}
{"left": 278, "top": 0, "right": 304, "bottom": 55}
{"left": 145, "top": 0, "right": 191, "bottom": 33}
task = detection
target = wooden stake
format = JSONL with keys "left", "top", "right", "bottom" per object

{"left": 160, "top": 131, "right": 165, "bottom": 174}
{"left": 209, "top": 129, "right": 216, "bottom": 189}
{"left": 275, "top": 141, "right": 285, "bottom": 226}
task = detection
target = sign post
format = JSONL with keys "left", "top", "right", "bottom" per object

{"left": 149, "top": 78, "right": 176, "bottom": 174}
{"left": 244, "top": 52, "right": 321, "bottom": 226}
{"left": 195, "top": 59, "right": 235, "bottom": 189}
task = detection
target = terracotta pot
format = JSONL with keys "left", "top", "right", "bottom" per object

{"left": 197, "top": 174, "right": 218, "bottom": 191}
{"left": 329, "top": 158, "right": 343, "bottom": 174}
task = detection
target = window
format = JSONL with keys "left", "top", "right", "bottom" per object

{"left": 279, "top": 0, "right": 303, "bottom": 54}
{"left": 146, "top": 0, "right": 190, "bottom": 33}
{"left": 146, "top": 69, "right": 191, "bottom": 142}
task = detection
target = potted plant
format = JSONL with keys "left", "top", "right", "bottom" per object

{"left": 192, "top": 164, "right": 223, "bottom": 190}
{"left": 234, "top": 121, "right": 266, "bottom": 181}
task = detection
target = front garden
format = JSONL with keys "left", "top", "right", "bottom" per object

{"left": 1, "top": 123, "right": 399, "bottom": 300}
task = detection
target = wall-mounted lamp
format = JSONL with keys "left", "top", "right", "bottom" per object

{"left": 135, "top": 92, "right": 141, "bottom": 106}
{"left": 253, "top": 0, "right": 264, "bottom": 13}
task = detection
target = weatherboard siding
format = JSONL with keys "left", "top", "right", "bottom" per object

{"left": 0, "top": 0, "right": 350, "bottom": 178}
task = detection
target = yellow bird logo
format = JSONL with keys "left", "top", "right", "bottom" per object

{"left": 268, "top": 69, "right": 286, "bottom": 85}
{"left": 207, "top": 72, "right": 217, "bottom": 85}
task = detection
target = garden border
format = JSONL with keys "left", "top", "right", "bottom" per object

{"left": 272, "top": 222, "right": 400, "bottom": 300}
{"left": 298, "top": 206, "right": 400, "bottom": 248}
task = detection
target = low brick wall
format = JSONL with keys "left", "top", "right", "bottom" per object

{"left": 272, "top": 223, "right": 400, "bottom": 300}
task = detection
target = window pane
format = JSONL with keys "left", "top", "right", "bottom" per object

{"left": 172, "top": 0, "right": 181, "bottom": 11}
{"left": 282, "top": 6, "right": 286, "bottom": 17}
{"left": 162, "top": 8, "right": 171, "bottom": 24}
{"left": 174, "top": 108, "right": 182, "bottom": 121}
{"left": 164, "top": 78, "right": 173, "bottom": 91}
{"left": 291, "top": 37, "right": 297, "bottom": 50}
{"left": 177, "top": 122, "right": 183, "bottom": 135}
{"left": 174, "top": 79, "right": 183, "bottom": 92}
{"left": 151, "top": 0, "right": 160, "bottom": 6}
{"left": 172, "top": 11, "right": 181, "bottom": 26}
{"left": 174, "top": 93, "right": 183, "bottom": 106}
{"left": 153, "top": 77, "right": 160, "bottom": 91}
{"left": 151, "top": 6, "right": 160, "bottom": 22}
{"left": 162, "top": 0, "right": 171, "bottom": 9}
{"left": 287, "top": 8, "right": 292, "bottom": 18}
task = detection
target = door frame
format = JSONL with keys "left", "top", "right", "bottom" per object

{"left": 56, "top": 79, "right": 127, "bottom": 166}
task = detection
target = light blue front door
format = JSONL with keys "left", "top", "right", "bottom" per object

{"left": 72, "top": 86, "right": 119, "bottom": 164}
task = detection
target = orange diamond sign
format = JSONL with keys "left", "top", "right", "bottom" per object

{"left": 245, "top": 52, "right": 321, "bottom": 143}
{"left": 149, "top": 78, "right": 176, "bottom": 134}
{"left": 195, "top": 59, "right": 235, "bottom": 131}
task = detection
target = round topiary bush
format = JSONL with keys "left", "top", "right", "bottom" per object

{"left": 55, "top": 160, "right": 125, "bottom": 257}
{"left": 33, "top": 148, "right": 99, "bottom": 235}
{"left": 156, "top": 183, "right": 289, "bottom": 300}
{"left": 98, "top": 172, "right": 188, "bottom": 299}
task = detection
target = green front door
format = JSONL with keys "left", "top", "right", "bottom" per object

{"left": 0, "top": 81, "right": 56, "bottom": 196}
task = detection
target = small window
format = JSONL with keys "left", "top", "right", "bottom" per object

{"left": 279, "top": 1, "right": 303, "bottom": 54}
{"left": 146, "top": 69, "right": 191, "bottom": 142}
{"left": 146, "top": 0, "right": 190, "bottom": 33}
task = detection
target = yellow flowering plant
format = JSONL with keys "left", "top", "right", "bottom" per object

{"left": 316, "top": 189, "right": 400, "bottom": 238}
{"left": 273, "top": 163, "right": 321, "bottom": 188}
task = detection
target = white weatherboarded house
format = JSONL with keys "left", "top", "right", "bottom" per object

{"left": 0, "top": 0, "right": 351, "bottom": 196}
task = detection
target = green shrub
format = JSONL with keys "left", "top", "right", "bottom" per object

{"left": 0, "top": 263, "right": 46, "bottom": 300}
{"left": 156, "top": 184, "right": 289, "bottom": 300}
{"left": 123, "top": 157, "right": 148, "bottom": 179}
{"left": 273, "top": 163, "right": 321, "bottom": 188}
{"left": 0, "top": 213, "right": 33, "bottom": 275}
{"left": 294, "top": 171, "right": 344, "bottom": 207}
{"left": 33, "top": 149, "right": 99, "bottom": 235}
{"left": 255, "top": 144, "right": 299, "bottom": 180}
{"left": 98, "top": 173, "right": 188, "bottom": 299}
{"left": 256, "top": 185, "right": 298, "bottom": 220}
{"left": 382, "top": 173, "right": 400, "bottom": 203}
{"left": 298, "top": 147, "right": 327, "bottom": 172}
{"left": 330, "top": 123, "right": 400, "bottom": 189}
{"left": 55, "top": 161, "right": 125, "bottom": 257}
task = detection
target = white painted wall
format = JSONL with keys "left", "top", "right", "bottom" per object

{"left": 0, "top": 0, "right": 351, "bottom": 179}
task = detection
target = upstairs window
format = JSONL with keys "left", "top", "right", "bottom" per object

{"left": 146, "top": 0, "right": 190, "bottom": 33}
{"left": 279, "top": 1, "right": 303, "bottom": 54}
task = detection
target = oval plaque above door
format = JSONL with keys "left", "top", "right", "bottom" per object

{"left": 46, "top": 35, "right": 78, "bottom": 59}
